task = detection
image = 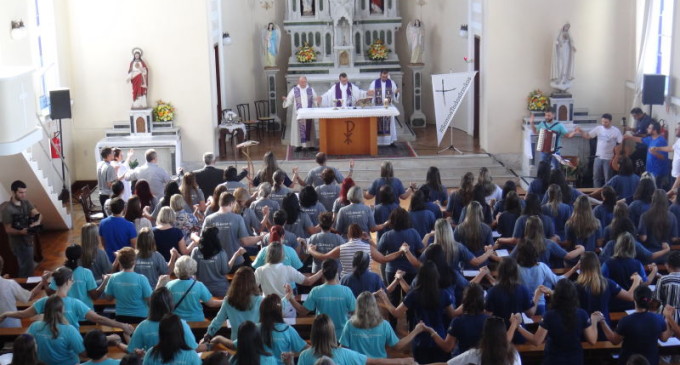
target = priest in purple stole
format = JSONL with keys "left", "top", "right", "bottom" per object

{"left": 369, "top": 70, "right": 399, "bottom": 146}
{"left": 321, "top": 72, "right": 371, "bottom": 108}
{"left": 283, "top": 76, "right": 320, "bottom": 151}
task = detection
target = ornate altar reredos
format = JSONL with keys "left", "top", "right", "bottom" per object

{"left": 283, "top": 0, "right": 404, "bottom": 101}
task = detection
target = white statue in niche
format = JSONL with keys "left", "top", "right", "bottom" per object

{"left": 262, "top": 22, "right": 281, "bottom": 68}
{"left": 331, "top": 0, "right": 353, "bottom": 47}
{"left": 406, "top": 19, "right": 424, "bottom": 64}
{"left": 336, "top": 18, "right": 350, "bottom": 46}
{"left": 301, "top": 0, "right": 314, "bottom": 16}
{"left": 550, "top": 23, "right": 576, "bottom": 92}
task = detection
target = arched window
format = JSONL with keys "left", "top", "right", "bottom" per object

{"left": 326, "top": 33, "right": 332, "bottom": 55}
{"left": 355, "top": 33, "right": 361, "bottom": 54}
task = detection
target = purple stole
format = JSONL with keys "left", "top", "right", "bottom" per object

{"left": 373, "top": 79, "right": 393, "bottom": 135}
{"left": 294, "top": 86, "right": 314, "bottom": 143}
{"left": 334, "top": 82, "right": 353, "bottom": 107}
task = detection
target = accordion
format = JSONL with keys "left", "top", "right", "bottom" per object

{"left": 536, "top": 129, "right": 557, "bottom": 153}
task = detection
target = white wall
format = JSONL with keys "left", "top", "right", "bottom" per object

{"left": 61, "top": 0, "right": 215, "bottom": 180}
{"left": 0, "top": 1, "right": 32, "bottom": 66}
{"left": 480, "top": 0, "right": 636, "bottom": 154}
{"left": 222, "top": 1, "right": 288, "bottom": 117}
{"left": 395, "top": 1, "right": 470, "bottom": 132}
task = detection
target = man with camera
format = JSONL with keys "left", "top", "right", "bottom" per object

{"left": 2, "top": 180, "right": 41, "bottom": 277}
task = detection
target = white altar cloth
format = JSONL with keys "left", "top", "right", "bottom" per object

{"left": 296, "top": 106, "right": 399, "bottom": 120}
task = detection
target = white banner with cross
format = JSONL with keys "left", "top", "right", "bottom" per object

{"left": 431, "top": 72, "right": 477, "bottom": 145}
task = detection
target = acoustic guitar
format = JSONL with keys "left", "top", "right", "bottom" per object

{"left": 611, "top": 117, "right": 636, "bottom": 171}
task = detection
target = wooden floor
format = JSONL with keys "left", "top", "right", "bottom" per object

{"left": 218, "top": 124, "right": 483, "bottom": 162}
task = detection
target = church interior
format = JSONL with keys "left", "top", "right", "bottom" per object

{"left": 2, "top": 0, "right": 680, "bottom": 364}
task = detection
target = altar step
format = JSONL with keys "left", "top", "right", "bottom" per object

{"left": 221, "top": 154, "right": 519, "bottom": 190}
{"left": 105, "top": 121, "right": 180, "bottom": 138}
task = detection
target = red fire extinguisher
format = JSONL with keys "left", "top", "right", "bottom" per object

{"left": 51, "top": 133, "right": 61, "bottom": 159}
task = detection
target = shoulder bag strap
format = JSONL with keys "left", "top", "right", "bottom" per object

{"left": 174, "top": 279, "right": 197, "bottom": 310}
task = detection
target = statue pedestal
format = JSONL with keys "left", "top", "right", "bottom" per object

{"left": 129, "top": 109, "right": 153, "bottom": 136}
{"left": 408, "top": 63, "right": 426, "bottom": 127}
{"left": 264, "top": 67, "right": 281, "bottom": 129}
{"left": 550, "top": 93, "right": 573, "bottom": 123}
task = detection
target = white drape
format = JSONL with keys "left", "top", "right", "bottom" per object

{"left": 632, "top": 0, "right": 655, "bottom": 109}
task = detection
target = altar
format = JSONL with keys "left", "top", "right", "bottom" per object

{"left": 297, "top": 106, "right": 399, "bottom": 156}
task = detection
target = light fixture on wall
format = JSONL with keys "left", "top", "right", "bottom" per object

{"left": 459, "top": 24, "right": 468, "bottom": 38}
{"left": 222, "top": 32, "right": 232, "bottom": 46}
{"left": 10, "top": 20, "right": 27, "bottom": 40}
{"left": 259, "top": 0, "right": 274, "bottom": 10}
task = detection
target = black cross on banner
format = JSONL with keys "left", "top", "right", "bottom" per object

{"left": 435, "top": 79, "right": 456, "bottom": 106}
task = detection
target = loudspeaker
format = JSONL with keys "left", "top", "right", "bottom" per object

{"left": 642, "top": 74, "right": 666, "bottom": 105}
{"left": 49, "top": 89, "right": 71, "bottom": 119}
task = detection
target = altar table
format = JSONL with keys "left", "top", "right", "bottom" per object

{"left": 296, "top": 106, "right": 399, "bottom": 156}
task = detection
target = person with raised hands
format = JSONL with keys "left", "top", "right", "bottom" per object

{"left": 0, "top": 266, "right": 134, "bottom": 338}
{"left": 286, "top": 259, "right": 355, "bottom": 340}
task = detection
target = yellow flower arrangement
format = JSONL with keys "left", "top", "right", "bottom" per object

{"left": 153, "top": 100, "right": 175, "bottom": 122}
{"left": 367, "top": 39, "right": 390, "bottom": 61}
{"left": 527, "top": 89, "right": 549, "bottom": 111}
{"left": 295, "top": 42, "right": 317, "bottom": 63}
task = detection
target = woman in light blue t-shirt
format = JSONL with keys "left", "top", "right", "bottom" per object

{"left": 143, "top": 314, "right": 201, "bottom": 365}
{"left": 229, "top": 321, "right": 277, "bottom": 365}
{"left": 298, "top": 314, "right": 412, "bottom": 365}
{"left": 340, "top": 291, "right": 424, "bottom": 359}
{"left": 126, "top": 287, "right": 201, "bottom": 354}
{"left": 205, "top": 266, "right": 262, "bottom": 342}
{"left": 160, "top": 255, "right": 222, "bottom": 322}
{"left": 27, "top": 295, "right": 85, "bottom": 365}
{"left": 47, "top": 244, "right": 102, "bottom": 309}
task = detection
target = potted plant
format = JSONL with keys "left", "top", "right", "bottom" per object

{"left": 367, "top": 39, "right": 390, "bottom": 61}
{"left": 153, "top": 100, "right": 175, "bottom": 122}
{"left": 527, "top": 89, "right": 549, "bottom": 115}
{"left": 295, "top": 42, "right": 318, "bottom": 63}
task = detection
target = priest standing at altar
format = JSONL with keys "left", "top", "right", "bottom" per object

{"left": 321, "top": 73, "right": 373, "bottom": 107}
{"left": 283, "top": 76, "right": 321, "bottom": 152}
{"left": 370, "top": 70, "right": 399, "bottom": 146}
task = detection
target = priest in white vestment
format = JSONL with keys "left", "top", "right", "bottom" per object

{"left": 321, "top": 73, "right": 372, "bottom": 107}
{"left": 369, "top": 70, "right": 399, "bottom": 146}
{"left": 283, "top": 76, "right": 320, "bottom": 151}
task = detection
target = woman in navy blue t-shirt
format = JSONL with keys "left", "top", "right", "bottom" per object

{"left": 576, "top": 252, "right": 639, "bottom": 339}
{"left": 593, "top": 186, "right": 616, "bottom": 232}
{"left": 484, "top": 257, "right": 538, "bottom": 344}
{"left": 408, "top": 190, "right": 436, "bottom": 239}
{"left": 638, "top": 189, "right": 678, "bottom": 261}
{"left": 517, "top": 279, "right": 598, "bottom": 365}
{"left": 378, "top": 261, "right": 455, "bottom": 364}
{"left": 446, "top": 172, "right": 475, "bottom": 226}
{"left": 496, "top": 192, "right": 522, "bottom": 240}
{"left": 429, "top": 283, "right": 489, "bottom": 356}
{"left": 453, "top": 202, "right": 494, "bottom": 264}
{"left": 596, "top": 285, "right": 672, "bottom": 365}
{"left": 602, "top": 232, "right": 657, "bottom": 312}
{"left": 541, "top": 184, "right": 573, "bottom": 241}
{"left": 564, "top": 196, "right": 603, "bottom": 252}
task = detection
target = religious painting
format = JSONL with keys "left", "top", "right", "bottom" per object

{"left": 370, "top": 0, "right": 384, "bottom": 14}
{"left": 301, "top": 0, "right": 315, "bottom": 16}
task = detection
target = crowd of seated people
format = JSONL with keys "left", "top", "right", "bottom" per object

{"left": 6, "top": 146, "right": 680, "bottom": 365}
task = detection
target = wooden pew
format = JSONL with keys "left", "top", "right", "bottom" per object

{"left": 0, "top": 324, "right": 123, "bottom": 341}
